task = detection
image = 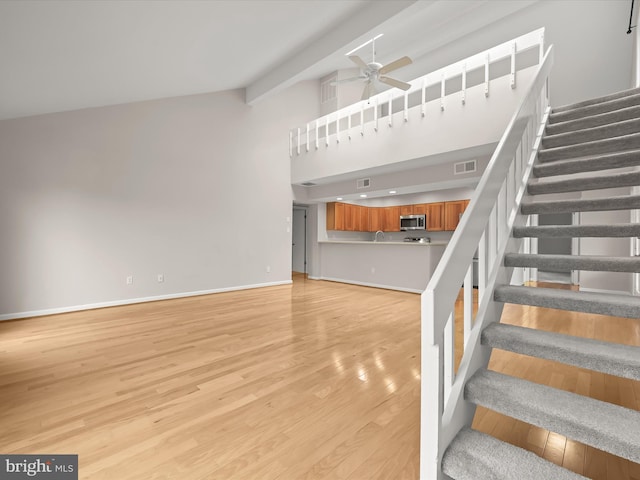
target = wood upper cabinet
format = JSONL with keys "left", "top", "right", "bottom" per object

{"left": 444, "top": 200, "right": 470, "bottom": 231}
{"left": 426, "top": 202, "right": 444, "bottom": 231}
{"left": 326, "top": 202, "right": 345, "bottom": 230}
{"left": 382, "top": 206, "right": 401, "bottom": 232}
{"left": 327, "top": 200, "right": 467, "bottom": 232}
{"left": 358, "top": 205, "right": 370, "bottom": 232}
{"left": 369, "top": 207, "right": 383, "bottom": 232}
{"left": 414, "top": 202, "right": 444, "bottom": 231}
{"left": 344, "top": 203, "right": 356, "bottom": 231}
{"left": 399, "top": 205, "right": 414, "bottom": 216}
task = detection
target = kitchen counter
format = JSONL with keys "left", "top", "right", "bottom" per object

{"left": 314, "top": 240, "right": 447, "bottom": 293}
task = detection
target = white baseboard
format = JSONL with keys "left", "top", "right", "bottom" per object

{"left": 318, "top": 276, "right": 423, "bottom": 294}
{"left": 0, "top": 280, "right": 293, "bottom": 322}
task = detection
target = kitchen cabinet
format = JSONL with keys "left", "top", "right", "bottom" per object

{"left": 327, "top": 200, "right": 468, "bottom": 232}
{"left": 358, "top": 205, "right": 370, "bottom": 232}
{"left": 399, "top": 205, "right": 414, "bottom": 216}
{"left": 369, "top": 207, "right": 383, "bottom": 232}
{"left": 326, "top": 202, "right": 345, "bottom": 230}
{"left": 327, "top": 202, "right": 371, "bottom": 231}
{"left": 344, "top": 203, "right": 356, "bottom": 231}
{"left": 383, "top": 206, "right": 401, "bottom": 232}
{"left": 444, "top": 200, "right": 470, "bottom": 231}
{"left": 413, "top": 203, "right": 444, "bottom": 231}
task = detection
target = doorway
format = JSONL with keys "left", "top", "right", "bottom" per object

{"left": 292, "top": 206, "right": 307, "bottom": 274}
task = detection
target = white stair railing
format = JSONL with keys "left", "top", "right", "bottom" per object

{"left": 419, "top": 46, "right": 554, "bottom": 479}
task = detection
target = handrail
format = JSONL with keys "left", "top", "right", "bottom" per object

{"left": 419, "top": 44, "right": 554, "bottom": 479}
{"left": 289, "top": 28, "right": 546, "bottom": 157}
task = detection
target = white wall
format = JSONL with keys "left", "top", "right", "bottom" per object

{"left": 317, "top": 242, "right": 446, "bottom": 293}
{"left": 0, "top": 83, "right": 318, "bottom": 318}
{"left": 400, "top": 1, "right": 634, "bottom": 108}
{"left": 579, "top": 187, "right": 634, "bottom": 294}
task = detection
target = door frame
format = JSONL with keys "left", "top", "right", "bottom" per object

{"left": 292, "top": 205, "right": 308, "bottom": 275}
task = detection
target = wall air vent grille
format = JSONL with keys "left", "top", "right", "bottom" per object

{"left": 454, "top": 159, "right": 477, "bottom": 175}
{"left": 356, "top": 178, "right": 371, "bottom": 189}
{"left": 320, "top": 74, "right": 337, "bottom": 104}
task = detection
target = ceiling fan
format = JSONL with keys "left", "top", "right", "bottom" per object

{"left": 333, "top": 35, "right": 413, "bottom": 100}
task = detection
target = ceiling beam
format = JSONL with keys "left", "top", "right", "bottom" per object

{"left": 245, "top": 0, "right": 419, "bottom": 105}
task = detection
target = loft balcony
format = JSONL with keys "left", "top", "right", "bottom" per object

{"left": 290, "top": 29, "right": 546, "bottom": 190}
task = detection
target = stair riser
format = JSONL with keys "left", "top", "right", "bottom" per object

{"left": 546, "top": 105, "right": 640, "bottom": 135}
{"left": 552, "top": 86, "right": 640, "bottom": 113}
{"left": 513, "top": 225, "right": 640, "bottom": 238}
{"left": 528, "top": 171, "right": 640, "bottom": 195}
{"left": 550, "top": 93, "right": 640, "bottom": 123}
{"left": 482, "top": 324, "right": 640, "bottom": 381}
{"left": 504, "top": 257, "right": 640, "bottom": 273}
{"left": 538, "top": 134, "right": 640, "bottom": 163}
{"left": 442, "top": 428, "right": 589, "bottom": 480}
{"left": 533, "top": 150, "right": 640, "bottom": 177}
{"left": 542, "top": 119, "right": 640, "bottom": 149}
{"left": 521, "top": 196, "right": 640, "bottom": 214}
{"left": 494, "top": 290, "right": 640, "bottom": 318}
{"left": 465, "top": 370, "right": 640, "bottom": 463}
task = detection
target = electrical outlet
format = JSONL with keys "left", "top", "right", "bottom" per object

{"left": 157, "top": 274, "right": 164, "bottom": 283}
{"left": 126, "top": 275, "right": 133, "bottom": 285}
{"left": 371, "top": 267, "right": 375, "bottom": 274}
{"left": 266, "top": 266, "right": 271, "bottom": 273}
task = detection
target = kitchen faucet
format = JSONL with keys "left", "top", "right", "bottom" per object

{"left": 374, "top": 230, "right": 385, "bottom": 242}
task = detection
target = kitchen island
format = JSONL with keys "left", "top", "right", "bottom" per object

{"left": 313, "top": 240, "right": 447, "bottom": 293}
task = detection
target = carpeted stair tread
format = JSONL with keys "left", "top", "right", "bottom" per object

{"left": 549, "top": 92, "right": 640, "bottom": 123}
{"left": 494, "top": 285, "right": 640, "bottom": 318}
{"left": 546, "top": 105, "right": 640, "bottom": 135}
{"left": 552, "top": 86, "right": 640, "bottom": 114}
{"left": 504, "top": 253, "right": 640, "bottom": 273}
{"left": 513, "top": 224, "right": 640, "bottom": 238}
{"left": 442, "top": 427, "right": 587, "bottom": 480}
{"left": 482, "top": 323, "right": 640, "bottom": 380}
{"left": 542, "top": 117, "right": 640, "bottom": 149}
{"left": 521, "top": 195, "right": 640, "bottom": 214}
{"left": 537, "top": 132, "right": 640, "bottom": 163}
{"left": 465, "top": 370, "right": 640, "bottom": 463}
{"left": 528, "top": 170, "right": 640, "bottom": 195}
{"left": 532, "top": 149, "right": 640, "bottom": 177}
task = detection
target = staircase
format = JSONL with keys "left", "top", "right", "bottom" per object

{"left": 440, "top": 87, "right": 640, "bottom": 478}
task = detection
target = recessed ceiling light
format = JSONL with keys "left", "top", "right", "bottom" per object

{"left": 360, "top": 194, "right": 367, "bottom": 198}
{"left": 336, "top": 197, "right": 343, "bottom": 201}
{"left": 389, "top": 190, "right": 397, "bottom": 194}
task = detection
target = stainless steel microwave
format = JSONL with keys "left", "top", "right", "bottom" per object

{"left": 400, "top": 214, "right": 426, "bottom": 231}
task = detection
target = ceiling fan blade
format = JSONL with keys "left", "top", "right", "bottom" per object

{"left": 330, "top": 76, "right": 367, "bottom": 86}
{"left": 379, "top": 76, "right": 411, "bottom": 91}
{"left": 379, "top": 56, "right": 412, "bottom": 75}
{"left": 349, "top": 55, "right": 368, "bottom": 69}
{"left": 361, "top": 82, "right": 376, "bottom": 101}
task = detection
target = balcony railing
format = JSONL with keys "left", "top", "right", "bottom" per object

{"left": 289, "top": 28, "right": 546, "bottom": 159}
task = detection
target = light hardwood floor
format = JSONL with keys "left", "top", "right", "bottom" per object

{"left": 0, "top": 275, "right": 638, "bottom": 479}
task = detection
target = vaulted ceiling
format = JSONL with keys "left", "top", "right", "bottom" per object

{"left": 0, "top": 0, "right": 536, "bottom": 121}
